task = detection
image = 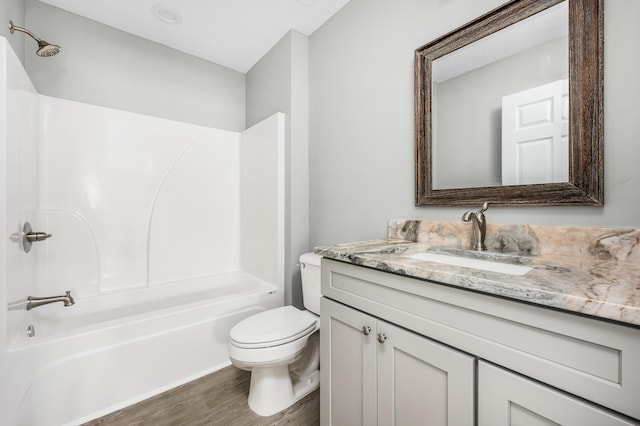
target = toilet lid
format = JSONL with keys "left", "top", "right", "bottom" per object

{"left": 230, "top": 306, "right": 318, "bottom": 348}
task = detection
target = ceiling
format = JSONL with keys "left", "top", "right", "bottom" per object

{"left": 37, "top": 0, "right": 351, "bottom": 73}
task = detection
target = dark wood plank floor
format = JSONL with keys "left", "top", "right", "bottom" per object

{"left": 83, "top": 365, "right": 319, "bottom": 426}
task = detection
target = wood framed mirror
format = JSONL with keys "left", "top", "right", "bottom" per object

{"left": 415, "top": 0, "right": 603, "bottom": 206}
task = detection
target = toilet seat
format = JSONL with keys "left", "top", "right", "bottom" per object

{"left": 230, "top": 306, "right": 318, "bottom": 349}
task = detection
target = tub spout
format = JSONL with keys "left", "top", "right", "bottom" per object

{"left": 26, "top": 291, "right": 75, "bottom": 311}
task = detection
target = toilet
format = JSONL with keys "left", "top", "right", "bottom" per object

{"left": 228, "top": 252, "right": 322, "bottom": 416}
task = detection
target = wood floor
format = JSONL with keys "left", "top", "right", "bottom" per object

{"left": 83, "top": 366, "right": 320, "bottom": 426}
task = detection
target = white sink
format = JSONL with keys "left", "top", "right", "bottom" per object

{"left": 404, "top": 252, "right": 532, "bottom": 276}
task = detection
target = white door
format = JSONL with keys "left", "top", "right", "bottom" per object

{"left": 502, "top": 79, "right": 568, "bottom": 185}
{"left": 377, "top": 321, "right": 475, "bottom": 426}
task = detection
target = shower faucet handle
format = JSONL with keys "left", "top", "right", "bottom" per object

{"left": 12, "top": 222, "right": 53, "bottom": 253}
{"left": 25, "top": 231, "right": 52, "bottom": 242}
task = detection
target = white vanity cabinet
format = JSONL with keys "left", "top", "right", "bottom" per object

{"left": 320, "top": 297, "right": 475, "bottom": 426}
{"left": 320, "top": 258, "right": 640, "bottom": 425}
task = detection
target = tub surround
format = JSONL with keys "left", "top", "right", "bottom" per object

{"left": 316, "top": 220, "right": 640, "bottom": 327}
{"left": 1, "top": 37, "right": 286, "bottom": 426}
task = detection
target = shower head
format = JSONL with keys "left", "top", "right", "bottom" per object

{"left": 9, "top": 20, "right": 62, "bottom": 57}
{"left": 34, "top": 39, "right": 62, "bottom": 57}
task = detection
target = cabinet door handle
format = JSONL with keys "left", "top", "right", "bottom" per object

{"left": 362, "top": 326, "right": 371, "bottom": 336}
{"left": 377, "top": 333, "right": 387, "bottom": 344}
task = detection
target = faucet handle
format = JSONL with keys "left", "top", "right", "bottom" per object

{"left": 461, "top": 202, "right": 489, "bottom": 222}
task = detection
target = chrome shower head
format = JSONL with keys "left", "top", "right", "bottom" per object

{"left": 35, "top": 39, "right": 61, "bottom": 57}
{"left": 9, "top": 20, "right": 62, "bottom": 57}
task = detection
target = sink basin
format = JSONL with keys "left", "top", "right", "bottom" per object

{"left": 403, "top": 252, "right": 532, "bottom": 276}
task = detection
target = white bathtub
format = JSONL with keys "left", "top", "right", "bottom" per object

{"left": 0, "top": 272, "right": 280, "bottom": 426}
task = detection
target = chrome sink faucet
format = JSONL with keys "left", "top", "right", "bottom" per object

{"left": 26, "top": 291, "right": 75, "bottom": 311}
{"left": 462, "top": 202, "right": 489, "bottom": 251}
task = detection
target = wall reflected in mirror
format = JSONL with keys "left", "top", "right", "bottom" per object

{"left": 432, "top": 2, "right": 568, "bottom": 190}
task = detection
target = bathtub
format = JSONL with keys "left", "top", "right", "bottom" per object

{"left": 0, "top": 272, "right": 280, "bottom": 426}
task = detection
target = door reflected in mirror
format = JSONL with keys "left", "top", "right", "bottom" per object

{"left": 432, "top": 2, "right": 568, "bottom": 190}
{"left": 501, "top": 79, "right": 568, "bottom": 186}
{"left": 415, "top": 0, "right": 603, "bottom": 206}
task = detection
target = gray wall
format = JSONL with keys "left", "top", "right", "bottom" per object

{"left": 24, "top": 0, "right": 245, "bottom": 130}
{"left": 246, "top": 30, "right": 309, "bottom": 308}
{"left": 0, "top": 0, "right": 26, "bottom": 64}
{"left": 309, "top": 0, "right": 640, "bottom": 248}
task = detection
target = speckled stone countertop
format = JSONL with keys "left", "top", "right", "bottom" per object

{"left": 316, "top": 220, "right": 640, "bottom": 327}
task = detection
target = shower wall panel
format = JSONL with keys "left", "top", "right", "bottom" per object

{"left": 240, "top": 113, "right": 285, "bottom": 289}
{"left": 39, "top": 96, "right": 241, "bottom": 295}
{"left": 1, "top": 38, "right": 39, "bottom": 347}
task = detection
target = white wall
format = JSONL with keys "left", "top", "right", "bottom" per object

{"left": 309, "top": 0, "right": 640, "bottom": 248}
{"left": 24, "top": 0, "right": 246, "bottom": 131}
{"left": 246, "top": 30, "right": 309, "bottom": 308}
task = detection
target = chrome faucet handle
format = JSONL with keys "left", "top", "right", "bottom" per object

{"left": 13, "top": 222, "right": 53, "bottom": 253}
{"left": 25, "top": 231, "right": 52, "bottom": 243}
{"left": 478, "top": 202, "right": 489, "bottom": 215}
{"left": 462, "top": 202, "right": 489, "bottom": 221}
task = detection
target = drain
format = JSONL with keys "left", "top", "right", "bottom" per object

{"left": 26, "top": 324, "right": 36, "bottom": 337}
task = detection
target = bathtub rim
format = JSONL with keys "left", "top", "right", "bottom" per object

{"left": 6, "top": 270, "right": 279, "bottom": 350}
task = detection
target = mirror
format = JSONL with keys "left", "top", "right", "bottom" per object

{"left": 415, "top": 0, "right": 603, "bottom": 206}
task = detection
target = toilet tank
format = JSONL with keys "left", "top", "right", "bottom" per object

{"left": 299, "top": 252, "right": 322, "bottom": 315}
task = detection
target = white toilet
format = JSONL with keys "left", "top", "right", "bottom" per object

{"left": 228, "top": 252, "right": 322, "bottom": 416}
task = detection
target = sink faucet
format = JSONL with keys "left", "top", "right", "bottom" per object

{"left": 26, "top": 291, "right": 75, "bottom": 311}
{"left": 462, "top": 202, "right": 489, "bottom": 251}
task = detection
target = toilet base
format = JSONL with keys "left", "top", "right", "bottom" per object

{"left": 248, "top": 367, "right": 320, "bottom": 416}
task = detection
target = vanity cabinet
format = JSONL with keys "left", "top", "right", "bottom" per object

{"left": 320, "top": 258, "right": 640, "bottom": 425}
{"left": 320, "top": 297, "right": 474, "bottom": 426}
{"left": 478, "top": 361, "right": 636, "bottom": 426}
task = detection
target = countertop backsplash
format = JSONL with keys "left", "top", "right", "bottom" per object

{"left": 388, "top": 220, "right": 640, "bottom": 262}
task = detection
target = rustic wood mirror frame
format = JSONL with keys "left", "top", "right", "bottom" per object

{"left": 415, "top": 0, "right": 603, "bottom": 206}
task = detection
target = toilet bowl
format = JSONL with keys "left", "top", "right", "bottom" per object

{"left": 228, "top": 252, "right": 322, "bottom": 416}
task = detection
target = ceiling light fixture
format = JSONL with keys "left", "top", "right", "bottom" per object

{"left": 151, "top": 4, "right": 182, "bottom": 25}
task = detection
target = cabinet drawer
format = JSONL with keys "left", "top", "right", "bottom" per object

{"left": 322, "top": 258, "right": 640, "bottom": 420}
{"left": 478, "top": 361, "right": 638, "bottom": 426}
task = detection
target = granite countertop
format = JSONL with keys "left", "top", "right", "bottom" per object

{"left": 316, "top": 221, "right": 640, "bottom": 328}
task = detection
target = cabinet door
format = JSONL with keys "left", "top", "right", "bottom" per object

{"left": 321, "top": 298, "right": 377, "bottom": 426}
{"left": 478, "top": 361, "right": 638, "bottom": 426}
{"left": 377, "top": 321, "right": 475, "bottom": 426}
